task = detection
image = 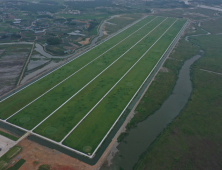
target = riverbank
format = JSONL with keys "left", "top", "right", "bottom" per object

{"left": 126, "top": 38, "right": 199, "bottom": 129}
{"left": 133, "top": 12, "right": 222, "bottom": 170}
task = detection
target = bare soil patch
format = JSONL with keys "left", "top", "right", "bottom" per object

{"left": 9, "top": 139, "right": 94, "bottom": 170}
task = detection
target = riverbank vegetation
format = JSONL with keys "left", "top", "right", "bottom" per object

{"left": 132, "top": 9, "right": 222, "bottom": 170}
{"left": 126, "top": 39, "right": 199, "bottom": 130}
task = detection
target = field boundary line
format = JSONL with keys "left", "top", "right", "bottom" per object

{"left": 5, "top": 17, "right": 158, "bottom": 121}
{"left": 60, "top": 19, "right": 178, "bottom": 144}
{"left": 0, "top": 15, "right": 149, "bottom": 103}
{"left": 31, "top": 132, "right": 91, "bottom": 157}
{"left": 0, "top": 118, "right": 91, "bottom": 157}
{"left": 30, "top": 18, "right": 168, "bottom": 132}
{"left": 89, "top": 19, "right": 189, "bottom": 158}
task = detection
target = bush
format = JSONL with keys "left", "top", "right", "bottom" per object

{"left": 38, "top": 164, "right": 50, "bottom": 170}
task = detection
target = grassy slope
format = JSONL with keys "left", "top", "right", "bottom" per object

{"left": 33, "top": 17, "right": 175, "bottom": 140}
{"left": 0, "top": 16, "right": 152, "bottom": 119}
{"left": 134, "top": 23, "right": 222, "bottom": 170}
{"left": 63, "top": 20, "right": 186, "bottom": 154}
{"left": 8, "top": 16, "right": 161, "bottom": 130}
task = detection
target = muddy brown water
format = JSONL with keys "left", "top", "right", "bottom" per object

{"left": 100, "top": 51, "right": 204, "bottom": 170}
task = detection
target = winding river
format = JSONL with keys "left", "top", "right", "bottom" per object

{"left": 101, "top": 50, "right": 204, "bottom": 170}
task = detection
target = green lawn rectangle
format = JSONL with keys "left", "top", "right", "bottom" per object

{"left": 7, "top": 17, "right": 168, "bottom": 130}
{"left": 62, "top": 19, "right": 187, "bottom": 154}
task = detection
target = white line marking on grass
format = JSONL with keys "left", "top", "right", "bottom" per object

{"left": 30, "top": 18, "right": 168, "bottom": 132}
{"left": 60, "top": 19, "right": 178, "bottom": 144}
{"left": 90, "top": 20, "right": 190, "bottom": 158}
{"left": 0, "top": 118, "right": 90, "bottom": 157}
{"left": 5, "top": 17, "right": 158, "bottom": 121}
{"left": 0, "top": 119, "right": 28, "bottom": 133}
{"left": 0, "top": 15, "right": 149, "bottom": 103}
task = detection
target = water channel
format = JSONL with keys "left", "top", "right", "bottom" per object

{"left": 101, "top": 50, "right": 204, "bottom": 170}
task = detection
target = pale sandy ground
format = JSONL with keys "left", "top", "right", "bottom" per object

{"left": 0, "top": 135, "right": 16, "bottom": 157}
{"left": 78, "top": 38, "right": 90, "bottom": 45}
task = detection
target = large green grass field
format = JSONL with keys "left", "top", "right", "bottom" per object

{"left": 0, "top": 16, "right": 186, "bottom": 156}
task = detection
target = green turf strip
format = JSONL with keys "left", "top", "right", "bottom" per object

{"left": 33, "top": 18, "right": 176, "bottom": 140}
{"left": 0, "top": 16, "right": 154, "bottom": 119}
{"left": 8, "top": 17, "right": 168, "bottom": 129}
{"left": 62, "top": 19, "right": 187, "bottom": 154}
{"left": 8, "top": 159, "right": 26, "bottom": 170}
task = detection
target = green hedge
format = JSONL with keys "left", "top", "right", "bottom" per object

{"left": 8, "top": 159, "right": 26, "bottom": 170}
